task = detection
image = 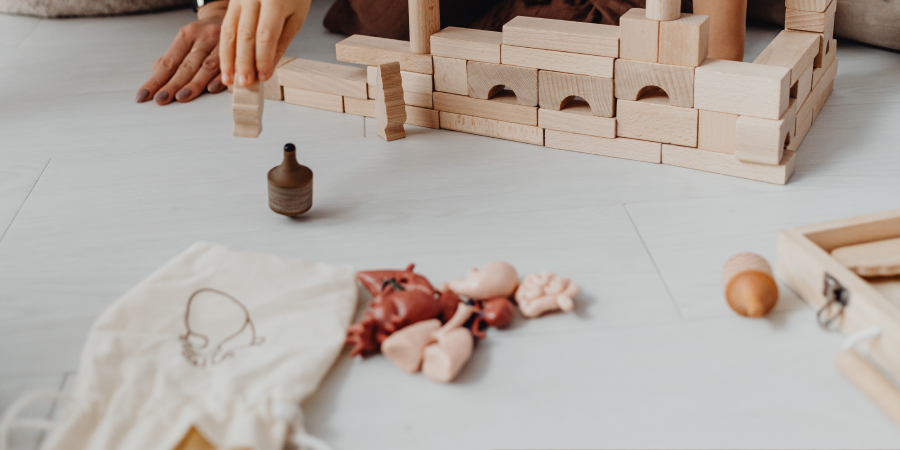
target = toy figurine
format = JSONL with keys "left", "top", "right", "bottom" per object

{"left": 481, "top": 297, "right": 515, "bottom": 328}
{"left": 267, "top": 143, "right": 313, "bottom": 217}
{"left": 445, "top": 261, "right": 518, "bottom": 299}
{"left": 722, "top": 252, "right": 779, "bottom": 318}
{"left": 515, "top": 272, "right": 578, "bottom": 318}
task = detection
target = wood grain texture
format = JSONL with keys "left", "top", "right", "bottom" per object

{"left": 439, "top": 112, "right": 544, "bottom": 145}
{"left": 619, "top": 8, "right": 659, "bottom": 63}
{"left": 735, "top": 98, "right": 797, "bottom": 165}
{"left": 430, "top": 27, "right": 503, "bottom": 63}
{"left": 815, "top": 38, "right": 837, "bottom": 71}
{"left": 433, "top": 91, "right": 537, "bottom": 126}
{"left": 284, "top": 87, "right": 343, "bottom": 112}
{"left": 812, "top": 58, "right": 838, "bottom": 121}
{"left": 539, "top": 70, "right": 614, "bottom": 117}
{"left": 409, "top": 0, "right": 440, "bottom": 54}
{"left": 262, "top": 57, "right": 294, "bottom": 101}
{"left": 502, "top": 16, "right": 619, "bottom": 57}
{"left": 232, "top": 81, "right": 263, "bottom": 138}
{"left": 753, "top": 30, "right": 820, "bottom": 85}
{"left": 343, "top": 96, "right": 375, "bottom": 117}
{"left": 501, "top": 45, "right": 614, "bottom": 78}
{"left": 336, "top": 34, "right": 433, "bottom": 74}
{"left": 789, "top": 95, "right": 813, "bottom": 151}
{"left": 836, "top": 349, "right": 900, "bottom": 428}
{"left": 698, "top": 110, "right": 737, "bottom": 154}
{"left": 467, "top": 61, "right": 538, "bottom": 106}
{"left": 786, "top": 0, "right": 837, "bottom": 34}
{"left": 614, "top": 59, "right": 694, "bottom": 108}
{"left": 344, "top": 98, "right": 441, "bottom": 129}
{"left": 662, "top": 144, "right": 796, "bottom": 185}
{"left": 786, "top": 0, "right": 833, "bottom": 12}
{"left": 793, "top": 64, "right": 814, "bottom": 106}
{"left": 646, "top": 0, "right": 681, "bottom": 21}
{"left": 375, "top": 62, "right": 407, "bottom": 141}
{"left": 538, "top": 102, "right": 617, "bottom": 138}
{"left": 433, "top": 56, "right": 468, "bottom": 95}
{"left": 277, "top": 58, "right": 368, "bottom": 99}
{"left": 545, "top": 130, "right": 661, "bottom": 163}
{"left": 693, "top": 58, "right": 790, "bottom": 120}
{"left": 658, "top": 13, "right": 710, "bottom": 68}
{"left": 617, "top": 91, "right": 698, "bottom": 147}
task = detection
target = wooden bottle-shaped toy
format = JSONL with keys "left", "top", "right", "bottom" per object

{"left": 722, "top": 253, "right": 779, "bottom": 318}
{"left": 268, "top": 143, "right": 312, "bottom": 217}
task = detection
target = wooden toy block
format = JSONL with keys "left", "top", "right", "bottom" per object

{"left": 658, "top": 13, "right": 709, "bottom": 67}
{"left": 336, "top": 35, "right": 434, "bottom": 74}
{"left": 816, "top": 38, "right": 837, "bottom": 72}
{"left": 501, "top": 45, "right": 614, "bottom": 78}
{"left": 409, "top": 0, "right": 440, "bottom": 54}
{"left": 430, "top": 27, "right": 503, "bottom": 63}
{"left": 343, "top": 96, "right": 375, "bottom": 117}
{"left": 284, "top": 87, "right": 343, "bottom": 113}
{"left": 617, "top": 89, "right": 698, "bottom": 147}
{"left": 812, "top": 58, "right": 838, "bottom": 121}
{"left": 786, "top": 0, "right": 833, "bottom": 12}
{"left": 662, "top": 145, "right": 796, "bottom": 185}
{"left": 434, "top": 56, "right": 468, "bottom": 95}
{"left": 343, "top": 98, "right": 440, "bottom": 129}
{"left": 614, "top": 59, "right": 694, "bottom": 108}
{"left": 752, "top": 30, "right": 820, "bottom": 86}
{"left": 792, "top": 64, "right": 814, "bottom": 106}
{"left": 788, "top": 105, "right": 812, "bottom": 152}
{"left": 502, "top": 16, "right": 619, "bottom": 57}
{"left": 433, "top": 91, "right": 538, "bottom": 126}
{"left": 262, "top": 57, "right": 294, "bottom": 100}
{"left": 545, "top": 131, "right": 661, "bottom": 163}
{"left": 277, "top": 58, "right": 368, "bottom": 99}
{"left": 538, "top": 102, "right": 617, "bottom": 139}
{"left": 467, "top": 61, "right": 539, "bottom": 106}
{"left": 646, "top": 0, "right": 681, "bottom": 21}
{"left": 375, "top": 62, "right": 407, "bottom": 141}
{"left": 735, "top": 98, "right": 797, "bottom": 165}
{"left": 786, "top": 0, "right": 836, "bottom": 35}
{"left": 538, "top": 70, "right": 614, "bottom": 117}
{"left": 367, "top": 66, "right": 433, "bottom": 107}
{"left": 439, "top": 112, "right": 544, "bottom": 145}
{"left": 233, "top": 81, "right": 264, "bottom": 138}
{"left": 698, "top": 110, "right": 737, "bottom": 154}
{"left": 694, "top": 59, "right": 790, "bottom": 120}
{"left": 619, "top": 8, "right": 659, "bottom": 63}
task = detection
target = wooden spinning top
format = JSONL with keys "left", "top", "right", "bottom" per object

{"left": 722, "top": 253, "right": 779, "bottom": 318}
{"left": 267, "top": 143, "right": 313, "bottom": 217}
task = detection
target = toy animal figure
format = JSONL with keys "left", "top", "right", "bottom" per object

{"left": 515, "top": 272, "right": 578, "bottom": 318}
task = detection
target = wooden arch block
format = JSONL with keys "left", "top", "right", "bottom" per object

{"left": 467, "top": 61, "right": 538, "bottom": 107}
{"left": 538, "top": 70, "right": 614, "bottom": 118}
{"left": 614, "top": 59, "right": 694, "bottom": 108}
{"left": 375, "top": 62, "right": 407, "bottom": 141}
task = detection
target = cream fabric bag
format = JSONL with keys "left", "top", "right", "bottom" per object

{"left": 28, "top": 242, "right": 356, "bottom": 450}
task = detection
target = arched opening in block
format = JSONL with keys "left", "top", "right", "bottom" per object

{"left": 559, "top": 95, "right": 591, "bottom": 111}
{"left": 636, "top": 86, "right": 670, "bottom": 103}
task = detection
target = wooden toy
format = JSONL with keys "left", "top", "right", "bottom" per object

{"left": 538, "top": 103, "right": 617, "bottom": 139}
{"left": 545, "top": 131, "right": 661, "bottom": 163}
{"left": 753, "top": 30, "right": 820, "bottom": 86}
{"left": 467, "top": 61, "right": 538, "bottom": 106}
{"left": 793, "top": 64, "right": 814, "bottom": 106}
{"left": 433, "top": 56, "right": 468, "bottom": 95}
{"left": 786, "top": 0, "right": 837, "bottom": 34}
{"left": 662, "top": 145, "right": 796, "bottom": 185}
{"left": 433, "top": 91, "right": 537, "bottom": 126}
{"left": 698, "top": 110, "right": 737, "bottom": 153}
{"left": 283, "top": 87, "right": 344, "bottom": 113}
{"left": 538, "top": 71, "right": 614, "bottom": 118}
{"left": 645, "top": 0, "right": 681, "bottom": 21}
{"left": 514, "top": 272, "right": 578, "bottom": 318}
{"left": 232, "top": 81, "right": 263, "bottom": 138}
{"left": 658, "top": 13, "right": 710, "bottom": 67}
{"left": 262, "top": 56, "right": 295, "bottom": 101}
{"left": 277, "top": 58, "right": 368, "bottom": 99}
{"left": 343, "top": 98, "right": 441, "bottom": 130}
{"left": 422, "top": 303, "right": 475, "bottom": 383}
{"left": 445, "top": 261, "right": 518, "bottom": 300}
{"left": 430, "top": 27, "right": 503, "bottom": 63}
{"left": 367, "top": 67, "right": 434, "bottom": 108}
{"left": 816, "top": 38, "right": 837, "bottom": 70}
{"left": 722, "top": 253, "right": 779, "bottom": 318}
{"left": 374, "top": 62, "right": 407, "bottom": 142}
{"left": 408, "top": 0, "right": 440, "bottom": 54}
{"left": 619, "top": 8, "right": 659, "bottom": 63}
{"left": 694, "top": 59, "right": 790, "bottom": 120}
{"left": 502, "top": 16, "right": 619, "bottom": 57}
{"left": 501, "top": 45, "right": 614, "bottom": 78}
{"left": 613, "top": 59, "right": 694, "bottom": 108}
{"left": 786, "top": 0, "right": 832, "bottom": 13}
{"left": 267, "top": 143, "right": 313, "bottom": 217}
{"left": 734, "top": 98, "right": 796, "bottom": 165}
{"left": 616, "top": 90, "right": 698, "bottom": 147}
{"left": 336, "top": 35, "right": 434, "bottom": 74}
{"left": 831, "top": 237, "right": 900, "bottom": 278}
{"left": 440, "top": 112, "right": 544, "bottom": 146}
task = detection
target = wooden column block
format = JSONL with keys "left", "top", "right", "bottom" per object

{"left": 344, "top": 98, "right": 441, "bottom": 129}
{"left": 646, "top": 0, "right": 681, "bottom": 21}
{"left": 433, "top": 91, "right": 537, "bottom": 126}
{"left": 694, "top": 59, "right": 790, "bottom": 120}
{"left": 662, "top": 145, "right": 797, "bottom": 185}
{"left": 434, "top": 56, "right": 468, "bottom": 95}
{"left": 815, "top": 38, "right": 837, "bottom": 71}
{"left": 619, "top": 8, "right": 659, "bottom": 63}
{"left": 233, "top": 81, "right": 264, "bottom": 138}
{"left": 617, "top": 90, "right": 698, "bottom": 147}
{"left": 786, "top": 0, "right": 833, "bottom": 12}
{"left": 467, "top": 61, "right": 538, "bottom": 106}
{"left": 538, "top": 102, "right": 616, "bottom": 138}
{"left": 793, "top": 64, "right": 814, "bottom": 106}
{"left": 614, "top": 59, "right": 694, "bottom": 108}
{"left": 284, "top": 87, "right": 343, "bottom": 113}
{"left": 277, "top": 58, "right": 368, "bottom": 99}
{"left": 336, "top": 35, "right": 433, "bottom": 74}
{"left": 786, "top": 0, "right": 836, "bottom": 34}
{"left": 753, "top": 30, "right": 820, "bottom": 86}
{"left": 502, "top": 16, "right": 619, "bottom": 57}
{"left": 698, "top": 110, "right": 737, "bottom": 154}
{"left": 501, "top": 45, "right": 614, "bottom": 78}
{"left": 735, "top": 98, "right": 797, "bottom": 165}
{"left": 538, "top": 70, "right": 614, "bottom": 117}
{"left": 430, "top": 27, "right": 503, "bottom": 63}
{"left": 366, "top": 66, "right": 433, "bottom": 107}
{"left": 545, "top": 131, "right": 661, "bottom": 163}
{"left": 262, "top": 57, "right": 294, "bottom": 100}
{"left": 409, "top": 0, "right": 440, "bottom": 54}
{"left": 439, "top": 112, "right": 544, "bottom": 145}
{"left": 658, "top": 13, "right": 709, "bottom": 67}
{"left": 375, "top": 62, "right": 406, "bottom": 141}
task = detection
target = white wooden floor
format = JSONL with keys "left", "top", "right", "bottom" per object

{"left": 2, "top": 2, "right": 900, "bottom": 448}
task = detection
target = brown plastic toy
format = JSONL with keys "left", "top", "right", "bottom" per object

{"left": 722, "top": 252, "right": 779, "bottom": 318}
{"left": 481, "top": 297, "right": 515, "bottom": 328}
{"left": 267, "top": 143, "right": 312, "bottom": 217}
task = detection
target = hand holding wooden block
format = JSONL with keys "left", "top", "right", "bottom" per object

{"left": 375, "top": 62, "right": 407, "bottom": 141}
{"left": 233, "top": 81, "right": 263, "bottom": 138}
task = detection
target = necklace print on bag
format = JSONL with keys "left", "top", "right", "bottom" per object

{"left": 180, "top": 288, "right": 265, "bottom": 367}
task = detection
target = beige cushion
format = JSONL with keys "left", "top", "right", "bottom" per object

{"left": 0, "top": 0, "right": 189, "bottom": 18}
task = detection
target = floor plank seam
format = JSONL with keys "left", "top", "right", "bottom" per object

{"left": 14, "top": 19, "right": 42, "bottom": 49}
{"left": 623, "top": 203, "right": 684, "bottom": 320}
{"left": 0, "top": 158, "right": 50, "bottom": 246}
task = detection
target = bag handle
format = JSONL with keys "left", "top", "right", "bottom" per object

{"left": 0, "top": 390, "right": 69, "bottom": 450}
{"left": 835, "top": 328, "right": 900, "bottom": 426}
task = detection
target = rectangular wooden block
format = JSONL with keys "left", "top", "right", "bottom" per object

{"left": 619, "top": 8, "right": 659, "bottom": 63}
{"left": 816, "top": 38, "right": 837, "bottom": 72}
{"left": 658, "top": 13, "right": 710, "bottom": 68}
{"left": 502, "top": 16, "right": 619, "bottom": 57}
{"left": 343, "top": 96, "right": 375, "bottom": 117}
{"left": 786, "top": 0, "right": 837, "bottom": 34}
{"left": 501, "top": 45, "right": 614, "bottom": 78}
{"left": 284, "top": 87, "right": 344, "bottom": 113}
{"left": 788, "top": 105, "right": 812, "bottom": 152}
{"left": 467, "top": 61, "right": 539, "bottom": 106}
{"left": 786, "top": 0, "right": 833, "bottom": 12}
{"left": 367, "top": 66, "right": 433, "bottom": 107}
{"left": 813, "top": 58, "right": 838, "bottom": 121}
{"left": 277, "top": 58, "right": 368, "bottom": 99}
{"left": 735, "top": 98, "right": 797, "bottom": 165}
{"left": 694, "top": 58, "right": 790, "bottom": 120}
{"left": 538, "top": 102, "right": 616, "bottom": 139}
{"left": 698, "top": 110, "right": 737, "bottom": 154}
{"left": 433, "top": 91, "right": 537, "bottom": 126}
{"left": 262, "top": 56, "right": 295, "bottom": 100}
{"left": 793, "top": 63, "right": 814, "bottom": 106}
{"left": 343, "top": 98, "right": 441, "bottom": 129}
{"left": 753, "top": 30, "right": 820, "bottom": 85}
{"left": 233, "top": 82, "right": 264, "bottom": 138}
{"left": 545, "top": 130, "right": 661, "bottom": 163}
{"left": 434, "top": 56, "right": 468, "bottom": 95}
{"left": 430, "top": 27, "right": 503, "bottom": 63}
{"left": 662, "top": 144, "right": 796, "bottom": 185}
{"left": 616, "top": 91, "right": 698, "bottom": 147}
{"left": 538, "top": 70, "right": 614, "bottom": 117}
{"left": 336, "top": 34, "right": 433, "bottom": 74}
{"left": 439, "top": 112, "right": 544, "bottom": 145}
{"left": 614, "top": 59, "right": 695, "bottom": 108}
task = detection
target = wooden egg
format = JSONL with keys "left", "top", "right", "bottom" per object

{"left": 267, "top": 143, "right": 313, "bottom": 217}
{"left": 722, "top": 253, "right": 779, "bottom": 318}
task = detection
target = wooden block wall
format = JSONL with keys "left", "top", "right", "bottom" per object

{"left": 538, "top": 102, "right": 617, "bottom": 139}
{"left": 467, "top": 61, "right": 539, "bottom": 106}
{"left": 430, "top": 27, "right": 502, "bottom": 63}
{"left": 336, "top": 35, "right": 434, "bottom": 74}
{"left": 538, "top": 71, "right": 615, "bottom": 117}
{"left": 694, "top": 59, "right": 790, "bottom": 120}
{"left": 502, "top": 16, "right": 619, "bottom": 57}
{"left": 501, "top": 45, "right": 614, "bottom": 78}
{"left": 617, "top": 90, "right": 698, "bottom": 147}
{"left": 440, "top": 112, "right": 544, "bottom": 145}
{"left": 546, "top": 130, "right": 661, "bottom": 163}
{"left": 614, "top": 59, "right": 694, "bottom": 108}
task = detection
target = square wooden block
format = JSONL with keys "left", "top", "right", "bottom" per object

{"left": 617, "top": 89, "right": 698, "bottom": 147}
{"left": 698, "top": 110, "right": 737, "bottom": 154}
{"left": 735, "top": 98, "right": 797, "bottom": 165}
{"left": 658, "top": 13, "right": 709, "bottom": 67}
{"left": 433, "top": 56, "right": 468, "bottom": 95}
{"left": 619, "top": 8, "right": 659, "bottom": 63}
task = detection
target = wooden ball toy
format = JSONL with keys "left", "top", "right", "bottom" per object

{"left": 722, "top": 253, "right": 779, "bottom": 318}
{"left": 267, "top": 143, "right": 313, "bottom": 217}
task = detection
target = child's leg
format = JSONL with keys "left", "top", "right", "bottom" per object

{"left": 694, "top": 0, "right": 748, "bottom": 61}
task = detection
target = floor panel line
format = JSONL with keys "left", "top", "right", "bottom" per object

{"left": 0, "top": 158, "right": 50, "bottom": 246}
{"left": 624, "top": 203, "right": 684, "bottom": 321}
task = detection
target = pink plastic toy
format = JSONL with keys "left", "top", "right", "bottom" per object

{"left": 445, "top": 261, "right": 518, "bottom": 299}
{"left": 514, "top": 272, "right": 578, "bottom": 318}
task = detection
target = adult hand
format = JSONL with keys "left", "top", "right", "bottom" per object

{"left": 219, "top": 0, "right": 311, "bottom": 88}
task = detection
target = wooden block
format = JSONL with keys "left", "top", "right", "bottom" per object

{"left": 786, "top": 0, "right": 836, "bottom": 35}
{"left": 439, "top": 112, "right": 544, "bottom": 145}
{"left": 646, "top": 0, "right": 681, "bottom": 21}
{"left": 467, "top": 61, "right": 538, "bottom": 106}
{"left": 698, "top": 110, "right": 737, "bottom": 154}
{"left": 375, "top": 62, "right": 406, "bottom": 141}
{"left": 614, "top": 59, "right": 694, "bottom": 108}
{"left": 277, "top": 58, "right": 368, "bottom": 99}
{"left": 367, "top": 67, "right": 433, "bottom": 107}
{"left": 619, "top": 8, "right": 659, "bottom": 63}
{"left": 538, "top": 101, "right": 616, "bottom": 138}
{"left": 343, "top": 96, "right": 375, "bottom": 117}
{"left": 786, "top": 0, "right": 833, "bottom": 12}
{"left": 832, "top": 237, "right": 900, "bottom": 278}
{"left": 501, "top": 45, "right": 614, "bottom": 78}
{"left": 545, "top": 130, "right": 661, "bottom": 163}
{"left": 790, "top": 91, "right": 815, "bottom": 151}
{"left": 284, "top": 87, "right": 343, "bottom": 113}
{"left": 735, "top": 98, "right": 797, "bottom": 165}
{"left": 430, "top": 27, "right": 503, "bottom": 63}
{"left": 434, "top": 56, "right": 468, "bottom": 95}
{"left": 662, "top": 144, "right": 796, "bottom": 185}
{"left": 815, "top": 38, "right": 837, "bottom": 71}
{"left": 538, "top": 70, "right": 614, "bottom": 117}
{"left": 409, "top": 0, "right": 440, "bottom": 54}
{"left": 792, "top": 63, "right": 814, "bottom": 106}
{"left": 753, "top": 30, "right": 820, "bottom": 85}
{"left": 813, "top": 59, "right": 838, "bottom": 121}
{"left": 336, "top": 35, "right": 433, "bottom": 74}
{"left": 502, "top": 16, "right": 619, "bottom": 57}
{"left": 433, "top": 91, "right": 537, "bottom": 126}
{"left": 694, "top": 58, "right": 790, "bottom": 120}
{"left": 617, "top": 90, "right": 698, "bottom": 147}
{"left": 262, "top": 57, "right": 294, "bottom": 100}
{"left": 344, "top": 98, "right": 441, "bottom": 129}
{"left": 658, "top": 13, "right": 710, "bottom": 68}
{"left": 233, "top": 81, "right": 264, "bottom": 138}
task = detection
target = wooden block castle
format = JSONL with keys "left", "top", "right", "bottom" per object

{"left": 244, "top": 0, "right": 839, "bottom": 185}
